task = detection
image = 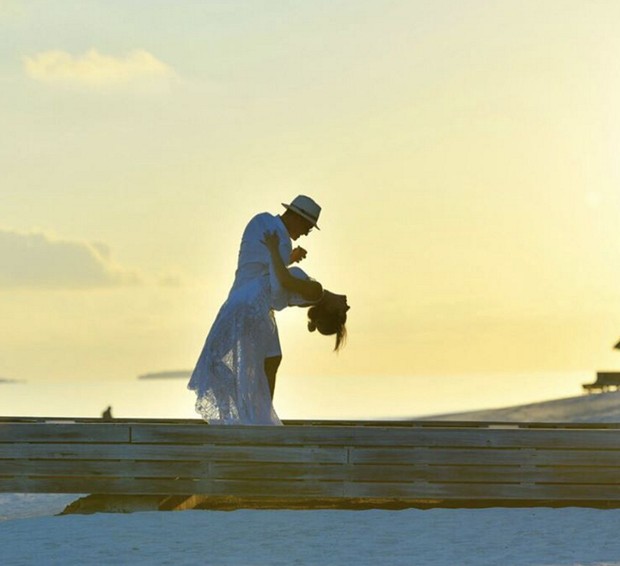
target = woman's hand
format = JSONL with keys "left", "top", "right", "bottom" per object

{"left": 261, "top": 230, "right": 280, "bottom": 252}
{"left": 290, "top": 246, "right": 307, "bottom": 263}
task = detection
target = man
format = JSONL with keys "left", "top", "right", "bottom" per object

{"left": 232, "top": 195, "right": 321, "bottom": 398}
{"left": 189, "top": 194, "right": 322, "bottom": 424}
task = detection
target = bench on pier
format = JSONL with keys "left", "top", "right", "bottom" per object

{"left": 582, "top": 372, "right": 620, "bottom": 393}
{"left": 2, "top": 417, "right": 620, "bottom": 510}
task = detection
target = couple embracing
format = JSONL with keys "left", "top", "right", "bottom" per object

{"left": 188, "top": 196, "right": 350, "bottom": 425}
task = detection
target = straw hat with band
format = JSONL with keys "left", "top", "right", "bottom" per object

{"left": 281, "top": 195, "right": 321, "bottom": 230}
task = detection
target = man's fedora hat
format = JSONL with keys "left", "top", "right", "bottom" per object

{"left": 282, "top": 195, "right": 321, "bottom": 229}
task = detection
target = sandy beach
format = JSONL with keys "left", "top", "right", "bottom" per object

{"left": 2, "top": 500, "right": 620, "bottom": 565}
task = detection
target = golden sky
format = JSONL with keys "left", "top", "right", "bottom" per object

{"left": 2, "top": 1, "right": 620, "bottom": 418}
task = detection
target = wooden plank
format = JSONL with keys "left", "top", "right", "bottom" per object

{"left": 0, "top": 423, "right": 130, "bottom": 443}
{"left": 204, "top": 445, "right": 346, "bottom": 464}
{"left": 0, "top": 476, "right": 347, "bottom": 497}
{"left": 350, "top": 447, "right": 620, "bottom": 466}
{"left": 525, "top": 466, "right": 620, "bottom": 484}
{"left": 129, "top": 424, "right": 620, "bottom": 449}
{"left": 0, "top": 443, "right": 346, "bottom": 464}
{"left": 3, "top": 458, "right": 619, "bottom": 485}
{"left": 0, "top": 476, "right": 205, "bottom": 495}
{"left": 0, "top": 459, "right": 208, "bottom": 478}
{"left": 343, "top": 481, "right": 620, "bottom": 501}
{"left": 3, "top": 456, "right": 619, "bottom": 485}
{"left": 210, "top": 463, "right": 520, "bottom": 483}
{"left": 0, "top": 417, "right": 203, "bottom": 425}
{"left": 212, "top": 462, "right": 620, "bottom": 485}
{"left": 5, "top": 473, "right": 620, "bottom": 500}
{"left": 349, "top": 464, "right": 620, "bottom": 485}
{"left": 3, "top": 419, "right": 620, "bottom": 504}
{"left": 210, "top": 463, "right": 347, "bottom": 481}
{"left": 204, "top": 479, "right": 346, "bottom": 498}
{"left": 3, "top": 416, "right": 620, "bottom": 430}
{"left": 129, "top": 423, "right": 470, "bottom": 446}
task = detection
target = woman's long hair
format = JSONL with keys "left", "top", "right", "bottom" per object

{"left": 307, "top": 304, "right": 347, "bottom": 351}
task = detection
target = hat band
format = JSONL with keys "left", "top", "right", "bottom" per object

{"left": 291, "top": 205, "right": 318, "bottom": 222}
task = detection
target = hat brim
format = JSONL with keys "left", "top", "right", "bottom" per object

{"left": 281, "top": 203, "right": 320, "bottom": 230}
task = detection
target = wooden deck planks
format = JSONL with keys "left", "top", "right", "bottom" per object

{"left": 349, "top": 447, "right": 620, "bottom": 466}
{"left": 2, "top": 419, "right": 620, "bottom": 505}
{"left": 129, "top": 423, "right": 620, "bottom": 450}
{"left": 0, "top": 422, "right": 131, "bottom": 443}
{"left": 0, "top": 443, "right": 346, "bottom": 463}
{"left": 343, "top": 481, "right": 620, "bottom": 501}
{"left": 0, "top": 459, "right": 209, "bottom": 478}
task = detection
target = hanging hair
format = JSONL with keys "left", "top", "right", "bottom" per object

{"left": 307, "top": 304, "right": 348, "bottom": 351}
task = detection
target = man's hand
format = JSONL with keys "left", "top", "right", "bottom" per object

{"left": 290, "top": 246, "right": 307, "bottom": 263}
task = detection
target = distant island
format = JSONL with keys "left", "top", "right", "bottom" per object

{"left": 137, "top": 370, "right": 191, "bottom": 380}
{"left": 0, "top": 377, "right": 25, "bottom": 384}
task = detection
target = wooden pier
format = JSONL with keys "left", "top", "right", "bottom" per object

{"left": 2, "top": 417, "right": 620, "bottom": 510}
{"left": 583, "top": 371, "right": 620, "bottom": 393}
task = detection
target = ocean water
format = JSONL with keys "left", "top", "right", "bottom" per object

{"left": 0, "top": 371, "right": 589, "bottom": 421}
{"left": 0, "top": 378, "right": 197, "bottom": 421}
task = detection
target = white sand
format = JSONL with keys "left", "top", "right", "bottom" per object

{"left": 431, "top": 390, "right": 620, "bottom": 423}
{"left": 1, "top": 505, "right": 620, "bottom": 565}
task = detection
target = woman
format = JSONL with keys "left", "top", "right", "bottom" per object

{"left": 264, "top": 231, "right": 349, "bottom": 353}
{"left": 188, "top": 231, "right": 349, "bottom": 425}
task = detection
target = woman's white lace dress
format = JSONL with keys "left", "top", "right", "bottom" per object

{"left": 188, "top": 266, "right": 311, "bottom": 425}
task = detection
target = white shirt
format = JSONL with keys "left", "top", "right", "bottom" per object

{"left": 232, "top": 213, "right": 292, "bottom": 290}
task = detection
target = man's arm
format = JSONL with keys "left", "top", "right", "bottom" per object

{"left": 263, "top": 232, "right": 322, "bottom": 302}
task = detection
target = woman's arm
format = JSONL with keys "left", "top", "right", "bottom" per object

{"left": 263, "top": 231, "right": 323, "bottom": 302}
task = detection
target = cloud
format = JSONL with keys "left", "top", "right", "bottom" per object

{"left": 23, "top": 49, "right": 175, "bottom": 88}
{"left": 0, "top": 228, "right": 141, "bottom": 289}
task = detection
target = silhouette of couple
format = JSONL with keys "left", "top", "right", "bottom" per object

{"left": 188, "top": 196, "right": 349, "bottom": 425}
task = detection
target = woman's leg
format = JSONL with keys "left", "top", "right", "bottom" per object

{"left": 264, "top": 356, "right": 282, "bottom": 400}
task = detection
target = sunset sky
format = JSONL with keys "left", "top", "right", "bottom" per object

{"left": 2, "top": 1, "right": 620, "bottom": 419}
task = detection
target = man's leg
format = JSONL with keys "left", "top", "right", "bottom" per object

{"left": 264, "top": 356, "right": 282, "bottom": 400}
